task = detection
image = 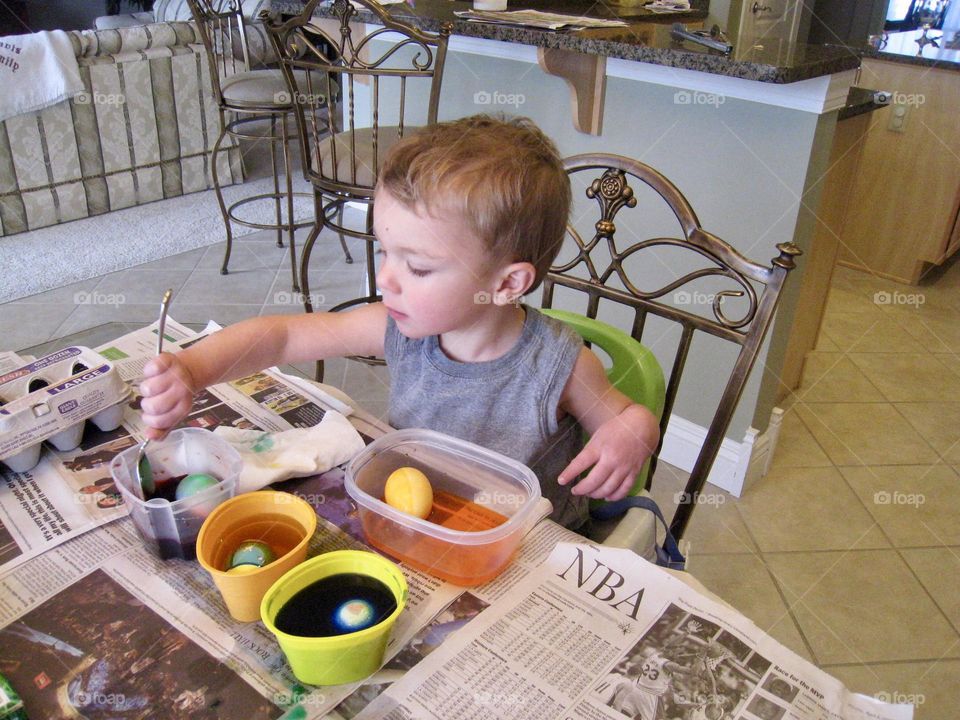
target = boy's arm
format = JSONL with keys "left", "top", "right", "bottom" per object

{"left": 139, "top": 304, "right": 388, "bottom": 438}
{"left": 556, "top": 347, "right": 660, "bottom": 501}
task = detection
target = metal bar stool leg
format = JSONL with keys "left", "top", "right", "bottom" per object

{"left": 282, "top": 113, "right": 299, "bottom": 292}
{"left": 300, "top": 193, "right": 326, "bottom": 382}
{"left": 270, "top": 114, "right": 283, "bottom": 248}
{"left": 213, "top": 116, "right": 234, "bottom": 277}
{"left": 363, "top": 202, "right": 376, "bottom": 299}
{"left": 337, "top": 199, "right": 353, "bottom": 264}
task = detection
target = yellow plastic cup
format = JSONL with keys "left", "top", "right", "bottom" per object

{"left": 197, "top": 491, "right": 317, "bottom": 622}
{"left": 260, "top": 550, "right": 408, "bottom": 686}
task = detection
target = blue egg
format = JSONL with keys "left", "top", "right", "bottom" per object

{"left": 174, "top": 472, "right": 219, "bottom": 500}
{"left": 333, "top": 599, "right": 376, "bottom": 632}
{"left": 229, "top": 540, "right": 276, "bottom": 569}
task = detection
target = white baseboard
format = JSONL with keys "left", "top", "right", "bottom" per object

{"left": 659, "top": 407, "right": 784, "bottom": 497}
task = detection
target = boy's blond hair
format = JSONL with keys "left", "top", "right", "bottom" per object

{"left": 377, "top": 115, "right": 571, "bottom": 291}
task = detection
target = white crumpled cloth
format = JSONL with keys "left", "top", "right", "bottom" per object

{"left": 0, "top": 30, "right": 84, "bottom": 122}
{"left": 214, "top": 411, "right": 365, "bottom": 493}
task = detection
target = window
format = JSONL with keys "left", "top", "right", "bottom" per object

{"left": 884, "top": 0, "right": 951, "bottom": 31}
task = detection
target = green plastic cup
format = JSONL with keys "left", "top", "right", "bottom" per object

{"left": 261, "top": 550, "right": 408, "bottom": 686}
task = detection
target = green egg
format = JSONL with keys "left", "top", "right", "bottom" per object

{"left": 229, "top": 540, "right": 276, "bottom": 569}
{"left": 174, "top": 472, "right": 219, "bottom": 500}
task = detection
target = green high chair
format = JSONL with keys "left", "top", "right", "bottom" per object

{"left": 541, "top": 308, "right": 678, "bottom": 565}
{"left": 541, "top": 308, "right": 665, "bottom": 493}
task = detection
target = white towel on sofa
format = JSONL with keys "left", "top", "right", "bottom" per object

{"left": 0, "top": 30, "right": 84, "bottom": 122}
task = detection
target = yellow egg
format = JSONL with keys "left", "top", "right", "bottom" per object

{"left": 384, "top": 467, "right": 433, "bottom": 519}
{"left": 225, "top": 564, "right": 259, "bottom": 575}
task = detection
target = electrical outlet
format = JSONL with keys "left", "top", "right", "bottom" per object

{"left": 888, "top": 104, "right": 909, "bottom": 133}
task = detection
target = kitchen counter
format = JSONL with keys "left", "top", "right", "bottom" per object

{"left": 837, "top": 85, "right": 884, "bottom": 120}
{"left": 271, "top": 0, "right": 860, "bottom": 83}
{"left": 860, "top": 28, "right": 960, "bottom": 71}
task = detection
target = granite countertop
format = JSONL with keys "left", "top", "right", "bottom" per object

{"left": 838, "top": 86, "right": 884, "bottom": 120}
{"left": 860, "top": 28, "right": 960, "bottom": 71}
{"left": 271, "top": 0, "right": 861, "bottom": 83}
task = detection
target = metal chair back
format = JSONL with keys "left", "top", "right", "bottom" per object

{"left": 265, "top": 0, "right": 451, "bottom": 202}
{"left": 187, "top": 0, "right": 252, "bottom": 107}
{"left": 541, "top": 154, "right": 802, "bottom": 539}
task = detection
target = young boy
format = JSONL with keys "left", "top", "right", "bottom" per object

{"left": 139, "top": 115, "right": 659, "bottom": 530}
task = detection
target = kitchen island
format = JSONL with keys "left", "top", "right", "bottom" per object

{"left": 270, "top": 0, "right": 864, "bottom": 496}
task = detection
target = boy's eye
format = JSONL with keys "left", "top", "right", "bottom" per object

{"left": 408, "top": 265, "right": 431, "bottom": 277}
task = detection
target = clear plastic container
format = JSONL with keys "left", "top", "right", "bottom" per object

{"left": 111, "top": 428, "right": 241, "bottom": 561}
{"left": 345, "top": 429, "right": 541, "bottom": 586}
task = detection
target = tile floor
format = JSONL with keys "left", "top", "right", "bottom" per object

{"left": 2, "top": 223, "right": 959, "bottom": 718}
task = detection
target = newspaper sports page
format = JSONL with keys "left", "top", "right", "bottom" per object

{"left": 352, "top": 544, "right": 913, "bottom": 720}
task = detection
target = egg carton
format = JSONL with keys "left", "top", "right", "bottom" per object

{"left": 0, "top": 347, "right": 131, "bottom": 473}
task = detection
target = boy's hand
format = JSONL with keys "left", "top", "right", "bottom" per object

{"left": 139, "top": 353, "right": 197, "bottom": 439}
{"left": 558, "top": 405, "right": 657, "bottom": 502}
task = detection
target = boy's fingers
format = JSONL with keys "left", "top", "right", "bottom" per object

{"left": 585, "top": 470, "right": 627, "bottom": 500}
{"left": 141, "top": 398, "right": 192, "bottom": 431}
{"left": 139, "top": 376, "right": 168, "bottom": 399}
{"left": 606, "top": 474, "right": 636, "bottom": 502}
{"left": 140, "top": 357, "right": 194, "bottom": 400}
{"left": 558, "top": 445, "right": 599, "bottom": 486}
{"left": 143, "top": 352, "right": 174, "bottom": 377}
{"left": 144, "top": 426, "right": 172, "bottom": 441}
{"left": 141, "top": 391, "right": 183, "bottom": 416}
{"left": 569, "top": 460, "right": 613, "bottom": 496}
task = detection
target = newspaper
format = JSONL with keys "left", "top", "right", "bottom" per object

{"left": 0, "top": 511, "right": 476, "bottom": 719}
{"left": 0, "top": 318, "right": 373, "bottom": 574}
{"left": 351, "top": 543, "right": 913, "bottom": 720}
{"left": 0, "top": 323, "right": 914, "bottom": 720}
{"left": 453, "top": 9, "right": 628, "bottom": 30}
{"left": 0, "top": 320, "right": 553, "bottom": 719}
{"left": 647, "top": 0, "right": 693, "bottom": 13}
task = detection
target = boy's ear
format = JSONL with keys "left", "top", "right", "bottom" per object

{"left": 493, "top": 262, "right": 537, "bottom": 305}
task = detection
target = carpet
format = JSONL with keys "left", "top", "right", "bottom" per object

{"left": 0, "top": 176, "right": 315, "bottom": 303}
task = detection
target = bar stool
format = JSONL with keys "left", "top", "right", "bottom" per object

{"left": 265, "top": 0, "right": 451, "bottom": 379}
{"left": 188, "top": 0, "right": 332, "bottom": 292}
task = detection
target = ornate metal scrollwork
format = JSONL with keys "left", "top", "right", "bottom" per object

{"left": 561, "top": 168, "right": 761, "bottom": 329}
{"left": 353, "top": 32, "right": 435, "bottom": 71}
{"left": 326, "top": 0, "right": 436, "bottom": 72}
{"left": 587, "top": 169, "right": 637, "bottom": 239}
{"left": 331, "top": 0, "right": 358, "bottom": 28}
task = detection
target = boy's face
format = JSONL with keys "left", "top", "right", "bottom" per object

{"left": 374, "top": 189, "right": 505, "bottom": 339}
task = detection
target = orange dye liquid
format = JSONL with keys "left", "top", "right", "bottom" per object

{"left": 425, "top": 489, "right": 509, "bottom": 531}
{"left": 367, "top": 489, "right": 518, "bottom": 586}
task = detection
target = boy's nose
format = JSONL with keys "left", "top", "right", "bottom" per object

{"left": 376, "top": 261, "right": 398, "bottom": 294}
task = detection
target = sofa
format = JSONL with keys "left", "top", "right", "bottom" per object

{"left": 0, "top": 20, "right": 246, "bottom": 237}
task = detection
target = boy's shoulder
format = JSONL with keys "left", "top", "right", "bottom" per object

{"left": 526, "top": 305, "right": 584, "bottom": 349}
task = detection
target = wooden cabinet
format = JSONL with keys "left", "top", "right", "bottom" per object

{"left": 947, "top": 198, "right": 960, "bottom": 259}
{"left": 837, "top": 58, "right": 960, "bottom": 284}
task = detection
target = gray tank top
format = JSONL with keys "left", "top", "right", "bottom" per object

{"left": 384, "top": 306, "right": 588, "bottom": 530}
